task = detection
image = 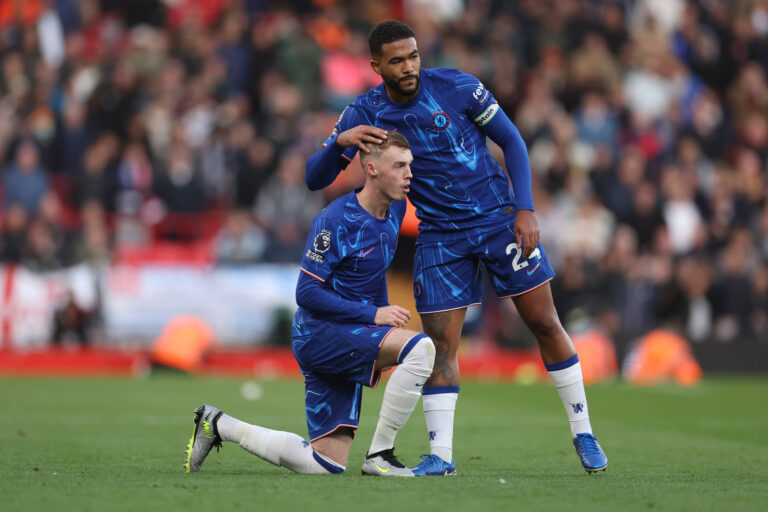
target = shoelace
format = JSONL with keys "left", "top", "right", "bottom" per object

{"left": 577, "top": 436, "right": 601, "bottom": 456}
{"left": 378, "top": 448, "right": 405, "bottom": 468}
{"left": 417, "top": 454, "right": 444, "bottom": 469}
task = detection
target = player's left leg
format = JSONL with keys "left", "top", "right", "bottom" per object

{"left": 512, "top": 282, "right": 608, "bottom": 473}
{"left": 363, "top": 329, "right": 435, "bottom": 476}
{"left": 185, "top": 405, "right": 346, "bottom": 474}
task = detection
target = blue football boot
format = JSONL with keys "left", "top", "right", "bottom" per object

{"left": 573, "top": 433, "right": 607, "bottom": 473}
{"left": 412, "top": 454, "right": 457, "bottom": 476}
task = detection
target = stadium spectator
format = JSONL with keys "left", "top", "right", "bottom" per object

{"left": 3, "top": 139, "right": 50, "bottom": 215}
{"left": 213, "top": 210, "right": 266, "bottom": 264}
{"left": 254, "top": 151, "right": 323, "bottom": 263}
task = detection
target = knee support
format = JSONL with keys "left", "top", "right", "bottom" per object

{"left": 397, "top": 334, "right": 435, "bottom": 379}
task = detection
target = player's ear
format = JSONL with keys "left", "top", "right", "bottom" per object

{"left": 366, "top": 160, "right": 377, "bottom": 177}
{"left": 370, "top": 58, "right": 381, "bottom": 76}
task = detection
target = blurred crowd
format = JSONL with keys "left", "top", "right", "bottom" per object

{"left": 1, "top": 0, "right": 767, "bottom": 345}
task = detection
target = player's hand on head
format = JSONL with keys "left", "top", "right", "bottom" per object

{"left": 336, "top": 125, "right": 388, "bottom": 153}
{"left": 514, "top": 209, "right": 540, "bottom": 259}
{"left": 374, "top": 305, "right": 411, "bottom": 327}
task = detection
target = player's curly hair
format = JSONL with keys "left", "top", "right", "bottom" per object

{"left": 368, "top": 20, "right": 415, "bottom": 59}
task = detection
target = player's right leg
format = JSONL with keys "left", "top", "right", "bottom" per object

{"left": 412, "top": 308, "right": 466, "bottom": 476}
{"left": 412, "top": 236, "right": 481, "bottom": 476}
{"left": 185, "top": 404, "right": 345, "bottom": 474}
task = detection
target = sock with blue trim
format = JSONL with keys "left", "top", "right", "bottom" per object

{"left": 217, "top": 413, "right": 344, "bottom": 474}
{"left": 546, "top": 354, "right": 592, "bottom": 437}
{"left": 368, "top": 335, "right": 435, "bottom": 455}
{"left": 422, "top": 386, "right": 459, "bottom": 463}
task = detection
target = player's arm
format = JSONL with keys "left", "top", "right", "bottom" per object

{"left": 480, "top": 108, "right": 540, "bottom": 258}
{"left": 305, "top": 105, "right": 388, "bottom": 191}
{"left": 295, "top": 273, "right": 410, "bottom": 327}
{"left": 295, "top": 270, "right": 378, "bottom": 323}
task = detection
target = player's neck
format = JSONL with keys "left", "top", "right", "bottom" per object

{"left": 385, "top": 84, "right": 419, "bottom": 104}
{"left": 356, "top": 187, "right": 391, "bottom": 219}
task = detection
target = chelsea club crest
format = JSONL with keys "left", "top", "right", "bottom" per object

{"left": 431, "top": 111, "right": 450, "bottom": 131}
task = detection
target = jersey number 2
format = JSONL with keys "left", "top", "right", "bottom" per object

{"left": 505, "top": 243, "right": 541, "bottom": 272}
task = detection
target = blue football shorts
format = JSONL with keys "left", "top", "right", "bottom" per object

{"left": 413, "top": 221, "right": 555, "bottom": 314}
{"left": 292, "top": 320, "right": 396, "bottom": 441}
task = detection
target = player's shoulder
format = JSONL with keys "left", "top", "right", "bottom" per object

{"left": 423, "top": 67, "right": 481, "bottom": 89}
{"left": 359, "top": 82, "right": 389, "bottom": 110}
{"left": 316, "top": 193, "right": 350, "bottom": 221}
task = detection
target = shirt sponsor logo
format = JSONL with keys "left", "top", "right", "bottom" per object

{"left": 473, "top": 102, "right": 499, "bottom": 126}
{"left": 472, "top": 82, "right": 490, "bottom": 104}
{"left": 314, "top": 229, "right": 331, "bottom": 253}
{"left": 431, "top": 111, "right": 450, "bottom": 131}
{"left": 306, "top": 250, "right": 324, "bottom": 263}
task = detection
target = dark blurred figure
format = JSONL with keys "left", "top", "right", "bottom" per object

{"left": 154, "top": 141, "right": 205, "bottom": 240}
{"left": 52, "top": 290, "right": 91, "bottom": 346}
{"left": 0, "top": 204, "right": 29, "bottom": 263}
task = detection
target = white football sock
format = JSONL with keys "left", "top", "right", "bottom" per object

{"left": 546, "top": 355, "right": 593, "bottom": 437}
{"left": 422, "top": 387, "right": 459, "bottom": 463}
{"left": 368, "top": 336, "right": 435, "bottom": 455}
{"left": 217, "top": 414, "right": 344, "bottom": 474}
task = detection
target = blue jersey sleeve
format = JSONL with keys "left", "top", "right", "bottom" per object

{"left": 305, "top": 105, "right": 362, "bottom": 191}
{"left": 480, "top": 108, "right": 534, "bottom": 211}
{"left": 295, "top": 271, "right": 378, "bottom": 323}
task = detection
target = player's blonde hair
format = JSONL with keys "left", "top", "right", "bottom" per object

{"left": 360, "top": 131, "right": 411, "bottom": 166}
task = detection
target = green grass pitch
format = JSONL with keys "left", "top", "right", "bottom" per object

{"left": 1, "top": 376, "right": 767, "bottom": 512}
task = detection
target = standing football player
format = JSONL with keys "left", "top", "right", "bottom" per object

{"left": 186, "top": 132, "right": 436, "bottom": 476}
{"left": 305, "top": 20, "right": 607, "bottom": 475}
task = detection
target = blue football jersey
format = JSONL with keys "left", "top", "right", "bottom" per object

{"left": 323, "top": 68, "right": 518, "bottom": 239}
{"left": 294, "top": 190, "right": 406, "bottom": 326}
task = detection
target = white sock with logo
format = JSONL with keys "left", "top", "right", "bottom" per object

{"left": 546, "top": 355, "right": 593, "bottom": 437}
{"left": 422, "top": 387, "right": 459, "bottom": 463}
{"left": 217, "top": 413, "right": 344, "bottom": 474}
{"left": 368, "top": 336, "right": 435, "bottom": 455}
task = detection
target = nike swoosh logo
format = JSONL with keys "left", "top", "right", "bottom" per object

{"left": 360, "top": 247, "right": 376, "bottom": 258}
{"left": 375, "top": 463, "right": 390, "bottom": 473}
{"left": 527, "top": 262, "right": 541, "bottom": 276}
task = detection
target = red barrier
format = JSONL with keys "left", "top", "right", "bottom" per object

{"left": 0, "top": 346, "right": 548, "bottom": 381}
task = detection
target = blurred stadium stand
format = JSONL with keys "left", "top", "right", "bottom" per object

{"left": 1, "top": 0, "right": 767, "bottom": 375}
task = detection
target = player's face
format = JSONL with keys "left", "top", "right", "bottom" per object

{"left": 372, "top": 37, "right": 421, "bottom": 101}
{"left": 377, "top": 146, "right": 413, "bottom": 201}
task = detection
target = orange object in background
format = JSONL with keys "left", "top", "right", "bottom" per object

{"left": 400, "top": 198, "right": 420, "bottom": 237}
{"left": 151, "top": 315, "right": 215, "bottom": 372}
{"left": 571, "top": 329, "right": 619, "bottom": 384}
{"left": 0, "top": 0, "right": 44, "bottom": 28}
{"left": 622, "top": 329, "right": 703, "bottom": 386}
